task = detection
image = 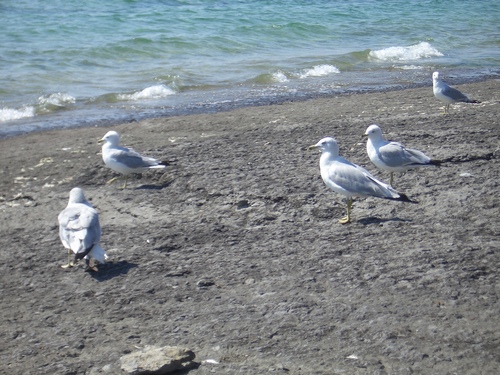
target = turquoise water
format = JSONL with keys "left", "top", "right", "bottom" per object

{"left": 1, "top": 0, "right": 499, "bottom": 136}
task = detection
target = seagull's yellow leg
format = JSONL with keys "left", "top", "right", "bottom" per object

{"left": 338, "top": 198, "right": 353, "bottom": 224}
{"left": 107, "top": 175, "right": 129, "bottom": 188}
{"left": 444, "top": 104, "right": 450, "bottom": 114}
{"left": 107, "top": 176, "right": 119, "bottom": 185}
{"left": 61, "top": 249, "right": 74, "bottom": 268}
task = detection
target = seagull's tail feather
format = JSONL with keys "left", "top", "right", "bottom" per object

{"left": 455, "top": 91, "right": 479, "bottom": 104}
{"left": 144, "top": 156, "right": 173, "bottom": 169}
{"left": 461, "top": 93, "right": 480, "bottom": 104}
{"left": 75, "top": 245, "right": 94, "bottom": 261}
{"left": 89, "top": 244, "right": 109, "bottom": 264}
{"left": 394, "top": 193, "right": 418, "bottom": 204}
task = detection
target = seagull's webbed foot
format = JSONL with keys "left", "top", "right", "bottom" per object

{"left": 61, "top": 250, "right": 75, "bottom": 268}
{"left": 84, "top": 258, "right": 98, "bottom": 272}
{"left": 338, "top": 198, "right": 353, "bottom": 224}
{"left": 338, "top": 216, "right": 351, "bottom": 224}
{"left": 84, "top": 265, "right": 98, "bottom": 272}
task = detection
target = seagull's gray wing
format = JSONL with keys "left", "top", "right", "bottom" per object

{"left": 378, "top": 142, "right": 431, "bottom": 167}
{"left": 110, "top": 147, "right": 160, "bottom": 169}
{"left": 327, "top": 158, "right": 396, "bottom": 198}
{"left": 442, "top": 84, "right": 470, "bottom": 102}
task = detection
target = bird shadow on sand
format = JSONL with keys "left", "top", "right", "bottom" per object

{"left": 357, "top": 216, "right": 413, "bottom": 225}
{"left": 136, "top": 183, "right": 171, "bottom": 190}
{"left": 171, "top": 364, "right": 201, "bottom": 374}
{"left": 136, "top": 176, "right": 176, "bottom": 190}
{"left": 90, "top": 260, "right": 138, "bottom": 282}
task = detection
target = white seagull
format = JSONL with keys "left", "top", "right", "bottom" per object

{"left": 58, "top": 187, "right": 108, "bottom": 271}
{"left": 310, "top": 137, "right": 415, "bottom": 224}
{"left": 365, "top": 124, "right": 441, "bottom": 185}
{"left": 99, "top": 130, "right": 167, "bottom": 188}
{"left": 432, "top": 71, "right": 479, "bottom": 114}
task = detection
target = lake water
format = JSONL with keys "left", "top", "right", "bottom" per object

{"left": 1, "top": 0, "right": 499, "bottom": 137}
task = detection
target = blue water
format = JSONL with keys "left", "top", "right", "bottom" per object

{"left": 1, "top": 0, "right": 499, "bottom": 137}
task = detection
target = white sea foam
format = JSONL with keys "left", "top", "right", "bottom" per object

{"left": 299, "top": 64, "right": 340, "bottom": 78}
{"left": 399, "top": 65, "right": 424, "bottom": 70}
{"left": 38, "top": 92, "right": 76, "bottom": 107}
{"left": 369, "top": 42, "right": 443, "bottom": 61}
{"left": 0, "top": 106, "right": 36, "bottom": 122}
{"left": 271, "top": 71, "right": 289, "bottom": 83}
{"left": 118, "top": 85, "right": 176, "bottom": 101}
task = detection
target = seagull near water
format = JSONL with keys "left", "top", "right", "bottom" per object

{"left": 310, "top": 137, "right": 416, "bottom": 224}
{"left": 432, "top": 71, "right": 479, "bottom": 114}
{"left": 364, "top": 124, "right": 441, "bottom": 186}
{"left": 58, "top": 187, "right": 108, "bottom": 271}
{"left": 99, "top": 130, "right": 167, "bottom": 188}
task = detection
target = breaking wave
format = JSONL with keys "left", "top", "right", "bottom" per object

{"left": 117, "top": 85, "right": 176, "bottom": 101}
{"left": 299, "top": 65, "right": 340, "bottom": 78}
{"left": 0, "top": 106, "right": 36, "bottom": 122}
{"left": 369, "top": 42, "right": 443, "bottom": 61}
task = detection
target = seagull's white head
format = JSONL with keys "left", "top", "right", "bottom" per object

{"left": 310, "top": 137, "right": 339, "bottom": 157}
{"left": 364, "top": 124, "right": 384, "bottom": 141}
{"left": 100, "top": 130, "right": 120, "bottom": 146}
{"left": 68, "top": 187, "right": 88, "bottom": 204}
{"left": 432, "top": 71, "right": 440, "bottom": 82}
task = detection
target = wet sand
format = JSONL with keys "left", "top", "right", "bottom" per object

{"left": 1, "top": 79, "right": 499, "bottom": 374}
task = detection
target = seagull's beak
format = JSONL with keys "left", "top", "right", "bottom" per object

{"left": 97, "top": 138, "right": 105, "bottom": 144}
{"left": 307, "top": 144, "right": 319, "bottom": 151}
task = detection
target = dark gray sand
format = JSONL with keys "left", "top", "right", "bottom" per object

{"left": 1, "top": 80, "right": 499, "bottom": 374}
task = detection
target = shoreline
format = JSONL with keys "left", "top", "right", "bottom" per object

{"left": 1, "top": 80, "right": 499, "bottom": 374}
{"left": 1, "top": 71, "right": 498, "bottom": 140}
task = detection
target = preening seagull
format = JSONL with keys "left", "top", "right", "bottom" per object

{"left": 432, "top": 71, "right": 479, "bottom": 114}
{"left": 58, "top": 187, "right": 108, "bottom": 271}
{"left": 99, "top": 130, "right": 167, "bottom": 188}
{"left": 364, "top": 124, "right": 440, "bottom": 185}
{"left": 309, "top": 137, "right": 415, "bottom": 224}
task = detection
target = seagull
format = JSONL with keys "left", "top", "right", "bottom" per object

{"left": 309, "top": 137, "right": 415, "bottom": 224}
{"left": 99, "top": 130, "right": 167, "bottom": 188}
{"left": 58, "top": 187, "right": 108, "bottom": 271}
{"left": 364, "top": 124, "right": 441, "bottom": 185}
{"left": 432, "top": 71, "right": 479, "bottom": 114}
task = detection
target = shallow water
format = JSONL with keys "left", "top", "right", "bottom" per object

{"left": 1, "top": 0, "right": 499, "bottom": 136}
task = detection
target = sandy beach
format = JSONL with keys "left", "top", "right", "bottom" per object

{"left": 1, "top": 79, "right": 499, "bottom": 374}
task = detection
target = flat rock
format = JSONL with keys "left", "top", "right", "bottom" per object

{"left": 120, "top": 346, "right": 197, "bottom": 374}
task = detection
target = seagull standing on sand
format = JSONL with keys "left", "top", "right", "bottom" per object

{"left": 310, "top": 137, "right": 415, "bottom": 224}
{"left": 99, "top": 130, "right": 166, "bottom": 188}
{"left": 364, "top": 124, "right": 440, "bottom": 185}
{"left": 432, "top": 71, "right": 479, "bottom": 114}
{"left": 58, "top": 187, "right": 108, "bottom": 271}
